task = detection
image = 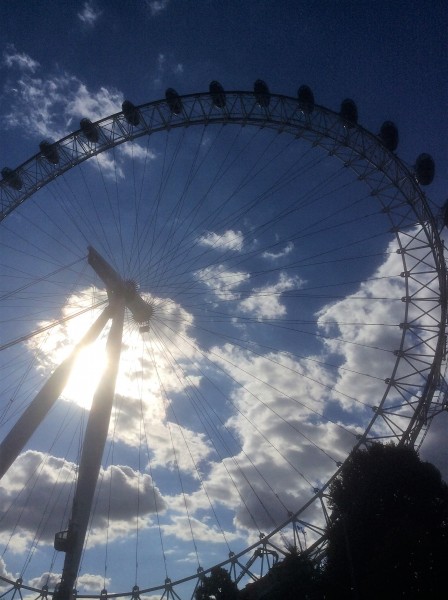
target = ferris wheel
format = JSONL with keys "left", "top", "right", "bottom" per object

{"left": 0, "top": 81, "right": 446, "bottom": 600}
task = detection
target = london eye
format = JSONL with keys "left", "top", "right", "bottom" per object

{"left": 0, "top": 82, "right": 446, "bottom": 599}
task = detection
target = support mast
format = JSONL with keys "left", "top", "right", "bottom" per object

{"left": 54, "top": 247, "right": 153, "bottom": 600}
{"left": 54, "top": 297, "right": 125, "bottom": 600}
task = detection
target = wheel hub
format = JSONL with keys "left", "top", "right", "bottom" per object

{"left": 87, "top": 245, "right": 154, "bottom": 325}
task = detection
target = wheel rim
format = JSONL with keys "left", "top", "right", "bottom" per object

{"left": 0, "top": 91, "right": 446, "bottom": 599}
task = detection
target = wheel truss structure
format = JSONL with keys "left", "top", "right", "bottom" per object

{"left": 0, "top": 89, "right": 446, "bottom": 600}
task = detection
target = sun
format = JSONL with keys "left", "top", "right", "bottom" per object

{"left": 63, "top": 341, "right": 108, "bottom": 410}
{"left": 27, "top": 290, "right": 113, "bottom": 412}
{"left": 28, "top": 287, "right": 197, "bottom": 419}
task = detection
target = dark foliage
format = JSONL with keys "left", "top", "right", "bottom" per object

{"left": 323, "top": 443, "right": 448, "bottom": 599}
{"left": 239, "top": 547, "right": 323, "bottom": 599}
{"left": 195, "top": 566, "right": 239, "bottom": 600}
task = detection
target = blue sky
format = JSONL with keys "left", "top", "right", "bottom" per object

{"left": 0, "top": 1, "right": 447, "bottom": 599}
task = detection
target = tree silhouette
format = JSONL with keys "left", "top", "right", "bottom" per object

{"left": 323, "top": 443, "right": 448, "bottom": 599}
{"left": 195, "top": 566, "right": 239, "bottom": 600}
{"left": 239, "top": 546, "right": 323, "bottom": 599}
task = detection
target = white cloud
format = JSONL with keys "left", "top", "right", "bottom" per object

{"left": 77, "top": 2, "right": 102, "bottom": 26}
{"left": 239, "top": 272, "right": 304, "bottom": 319}
{"left": 198, "top": 230, "right": 244, "bottom": 252}
{"left": 113, "top": 393, "right": 213, "bottom": 474}
{"left": 0, "top": 557, "right": 14, "bottom": 589}
{"left": 120, "top": 140, "right": 157, "bottom": 162}
{"left": 64, "top": 83, "right": 123, "bottom": 123}
{"left": 262, "top": 241, "right": 294, "bottom": 260}
{"left": 195, "top": 265, "right": 250, "bottom": 301}
{"left": 3, "top": 73, "right": 122, "bottom": 140}
{"left": 93, "top": 464, "right": 167, "bottom": 526}
{"left": 148, "top": 421, "right": 213, "bottom": 473}
{"left": 162, "top": 515, "right": 241, "bottom": 544}
{"left": 2, "top": 45, "right": 40, "bottom": 73}
{"left": 94, "top": 151, "right": 125, "bottom": 179}
{"left": 169, "top": 338, "right": 358, "bottom": 536}
{"left": 77, "top": 573, "right": 110, "bottom": 591}
{"left": 27, "top": 572, "right": 65, "bottom": 591}
{"left": 27, "top": 572, "right": 110, "bottom": 594}
{"left": 0, "top": 451, "right": 166, "bottom": 549}
{"left": 1, "top": 67, "right": 157, "bottom": 177}
{"left": 316, "top": 230, "right": 438, "bottom": 415}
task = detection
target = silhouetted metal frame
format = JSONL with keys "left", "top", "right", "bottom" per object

{"left": 1, "top": 91, "right": 446, "bottom": 600}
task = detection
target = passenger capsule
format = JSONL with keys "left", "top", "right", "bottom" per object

{"left": 165, "top": 88, "right": 183, "bottom": 115}
{"left": 209, "top": 80, "right": 226, "bottom": 109}
{"left": 297, "top": 85, "right": 314, "bottom": 114}
{"left": 80, "top": 118, "right": 100, "bottom": 143}
{"left": 379, "top": 121, "right": 398, "bottom": 152}
{"left": 254, "top": 79, "right": 270, "bottom": 107}
{"left": 122, "top": 100, "right": 140, "bottom": 126}
{"left": 39, "top": 140, "right": 59, "bottom": 164}
{"left": 415, "top": 153, "right": 435, "bottom": 186}
{"left": 340, "top": 99, "right": 358, "bottom": 125}
{"left": 1, "top": 167, "right": 22, "bottom": 190}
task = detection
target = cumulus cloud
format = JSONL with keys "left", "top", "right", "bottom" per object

{"left": 27, "top": 572, "right": 110, "bottom": 593}
{"left": 198, "top": 230, "right": 244, "bottom": 252}
{"left": 93, "top": 464, "right": 166, "bottom": 526}
{"left": 239, "top": 272, "right": 304, "bottom": 319}
{"left": 167, "top": 337, "right": 358, "bottom": 538}
{"left": 114, "top": 393, "right": 213, "bottom": 474}
{"left": 0, "top": 451, "right": 166, "bottom": 549}
{"left": 3, "top": 74, "right": 122, "bottom": 139}
{"left": 27, "top": 572, "right": 66, "bottom": 591}
{"left": 0, "top": 557, "right": 14, "bottom": 589}
{"left": 316, "top": 229, "right": 439, "bottom": 416}
{"left": 162, "top": 515, "right": 240, "bottom": 544}
{"left": 64, "top": 83, "right": 123, "bottom": 123}
{"left": 77, "top": 573, "right": 109, "bottom": 591}
{"left": 196, "top": 265, "right": 250, "bottom": 301}
{"left": 120, "top": 140, "right": 157, "bottom": 162}
{"left": 1, "top": 63, "right": 155, "bottom": 177}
